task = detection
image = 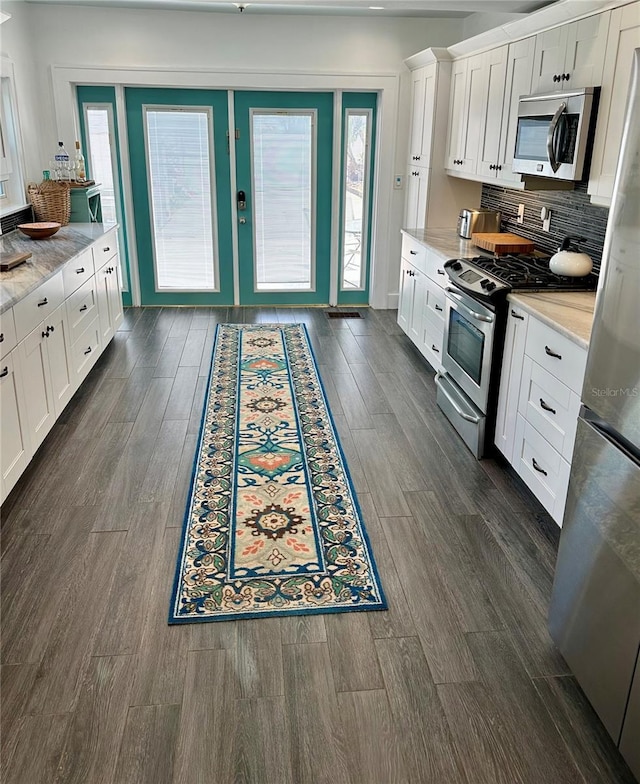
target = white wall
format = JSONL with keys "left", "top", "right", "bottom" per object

{"left": 2, "top": 3, "right": 463, "bottom": 306}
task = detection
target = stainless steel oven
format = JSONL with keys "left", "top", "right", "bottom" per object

{"left": 435, "top": 284, "right": 497, "bottom": 458}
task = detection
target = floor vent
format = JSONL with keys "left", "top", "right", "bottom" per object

{"left": 326, "top": 311, "right": 362, "bottom": 319}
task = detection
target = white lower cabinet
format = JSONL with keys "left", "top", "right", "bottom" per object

{"left": 0, "top": 347, "right": 31, "bottom": 497}
{"left": 0, "top": 228, "right": 123, "bottom": 505}
{"left": 495, "top": 302, "right": 587, "bottom": 525}
{"left": 397, "top": 234, "right": 447, "bottom": 374}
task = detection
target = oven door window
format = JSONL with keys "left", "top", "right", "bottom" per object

{"left": 448, "top": 310, "right": 485, "bottom": 386}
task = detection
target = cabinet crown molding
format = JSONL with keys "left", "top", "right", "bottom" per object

{"left": 407, "top": 0, "right": 631, "bottom": 66}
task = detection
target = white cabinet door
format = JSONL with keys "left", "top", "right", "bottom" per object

{"left": 588, "top": 2, "right": 640, "bottom": 203}
{"left": 498, "top": 37, "right": 535, "bottom": 184}
{"left": 446, "top": 58, "right": 468, "bottom": 171}
{"left": 564, "top": 12, "right": 609, "bottom": 88}
{"left": 532, "top": 12, "right": 609, "bottom": 93}
{"left": 397, "top": 258, "right": 414, "bottom": 334}
{"left": 404, "top": 166, "right": 429, "bottom": 229}
{"left": 19, "top": 323, "right": 56, "bottom": 452}
{"left": 494, "top": 304, "right": 529, "bottom": 461}
{"left": 0, "top": 348, "right": 31, "bottom": 501}
{"left": 408, "top": 268, "right": 427, "bottom": 346}
{"left": 107, "top": 257, "right": 124, "bottom": 333}
{"left": 409, "top": 63, "right": 438, "bottom": 166}
{"left": 477, "top": 46, "right": 509, "bottom": 179}
{"left": 531, "top": 24, "right": 568, "bottom": 93}
{"left": 459, "top": 53, "right": 487, "bottom": 174}
{"left": 95, "top": 258, "right": 115, "bottom": 346}
{"left": 45, "top": 303, "right": 75, "bottom": 416}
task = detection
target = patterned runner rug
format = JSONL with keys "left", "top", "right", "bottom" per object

{"left": 169, "top": 323, "right": 387, "bottom": 623}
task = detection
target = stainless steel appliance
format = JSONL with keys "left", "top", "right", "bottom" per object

{"left": 513, "top": 87, "right": 597, "bottom": 181}
{"left": 457, "top": 208, "right": 501, "bottom": 239}
{"left": 437, "top": 254, "right": 597, "bottom": 458}
{"left": 548, "top": 50, "right": 640, "bottom": 782}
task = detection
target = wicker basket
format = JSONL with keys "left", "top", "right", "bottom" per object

{"left": 28, "top": 181, "right": 71, "bottom": 225}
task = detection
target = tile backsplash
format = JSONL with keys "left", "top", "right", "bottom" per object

{"left": 481, "top": 182, "right": 609, "bottom": 274}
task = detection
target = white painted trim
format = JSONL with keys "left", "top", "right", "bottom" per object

{"left": 329, "top": 91, "right": 342, "bottom": 307}
{"left": 52, "top": 64, "right": 400, "bottom": 311}
{"left": 114, "top": 85, "right": 141, "bottom": 306}
{"left": 404, "top": 47, "right": 452, "bottom": 71}
{"left": 386, "top": 293, "right": 399, "bottom": 310}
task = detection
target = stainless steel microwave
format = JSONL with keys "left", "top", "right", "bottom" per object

{"left": 513, "top": 87, "right": 596, "bottom": 181}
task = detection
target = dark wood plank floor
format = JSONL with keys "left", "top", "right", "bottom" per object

{"left": 1, "top": 306, "right": 635, "bottom": 784}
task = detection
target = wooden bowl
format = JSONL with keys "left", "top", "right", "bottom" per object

{"left": 17, "top": 222, "right": 61, "bottom": 240}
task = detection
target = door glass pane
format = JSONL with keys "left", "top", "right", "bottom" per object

{"left": 252, "top": 112, "right": 313, "bottom": 291}
{"left": 342, "top": 110, "right": 370, "bottom": 290}
{"left": 145, "top": 108, "right": 216, "bottom": 291}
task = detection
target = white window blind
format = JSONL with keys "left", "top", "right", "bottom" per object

{"left": 145, "top": 108, "right": 216, "bottom": 291}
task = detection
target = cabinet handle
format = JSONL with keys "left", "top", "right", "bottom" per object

{"left": 37, "top": 297, "right": 48, "bottom": 307}
{"left": 79, "top": 304, "right": 88, "bottom": 312}
{"left": 49, "top": 325, "right": 55, "bottom": 333}
{"left": 532, "top": 457, "right": 548, "bottom": 476}
{"left": 539, "top": 398, "right": 556, "bottom": 415}
{"left": 431, "top": 344, "right": 440, "bottom": 353}
{"left": 435, "top": 304, "right": 443, "bottom": 312}
{"left": 42, "top": 329, "right": 48, "bottom": 338}
{"left": 563, "top": 73, "right": 570, "bottom": 81}
{"left": 497, "top": 165, "right": 502, "bottom": 172}
{"left": 0, "top": 333, "right": 3, "bottom": 342}
{"left": 76, "top": 267, "right": 85, "bottom": 274}
{"left": 544, "top": 345, "right": 562, "bottom": 360}
{"left": 0, "top": 366, "right": 8, "bottom": 378}
{"left": 410, "top": 250, "right": 418, "bottom": 255}
{"left": 511, "top": 310, "right": 525, "bottom": 320}
{"left": 84, "top": 346, "right": 92, "bottom": 355}
{"left": 103, "top": 246, "right": 110, "bottom": 252}
{"left": 553, "top": 74, "right": 560, "bottom": 83}
{"left": 437, "top": 269, "right": 445, "bottom": 276}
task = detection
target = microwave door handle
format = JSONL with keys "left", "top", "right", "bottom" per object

{"left": 445, "top": 288, "right": 494, "bottom": 323}
{"left": 546, "top": 102, "right": 566, "bottom": 173}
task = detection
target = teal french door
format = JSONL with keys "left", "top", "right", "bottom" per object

{"left": 233, "top": 92, "right": 334, "bottom": 305}
{"left": 125, "top": 88, "right": 234, "bottom": 306}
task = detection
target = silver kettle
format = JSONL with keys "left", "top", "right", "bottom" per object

{"left": 549, "top": 236, "right": 593, "bottom": 277}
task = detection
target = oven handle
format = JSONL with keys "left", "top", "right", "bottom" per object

{"left": 546, "top": 102, "right": 566, "bottom": 173}
{"left": 435, "top": 373, "right": 482, "bottom": 424}
{"left": 445, "top": 288, "right": 494, "bottom": 323}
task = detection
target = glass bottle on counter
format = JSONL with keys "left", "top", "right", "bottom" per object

{"left": 73, "top": 140, "right": 86, "bottom": 182}
{"left": 54, "top": 141, "right": 71, "bottom": 181}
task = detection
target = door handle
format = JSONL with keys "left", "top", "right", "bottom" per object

{"left": 237, "top": 190, "right": 246, "bottom": 211}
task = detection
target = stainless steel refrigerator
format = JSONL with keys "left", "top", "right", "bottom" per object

{"left": 548, "top": 49, "right": 640, "bottom": 780}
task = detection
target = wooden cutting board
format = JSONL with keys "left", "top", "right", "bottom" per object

{"left": 1, "top": 251, "right": 32, "bottom": 272}
{"left": 472, "top": 232, "right": 535, "bottom": 255}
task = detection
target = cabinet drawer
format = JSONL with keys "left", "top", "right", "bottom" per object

{"left": 92, "top": 230, "right": 118, "bottom": 266}
{"left": 62, "top": 249, "right": 94, "bottom": 296}
{"left": 13, "top": 273, "right": 64, "bottom": 342}
{"left": 71, "top": 317, "right": 101, "bottom": 382}
{"left": 424, "top": 283, "right": 446, "bottom": 326}
{"left": 513, "top": 414, "right": 571, "bottom": 524}
{"left": 518, "top": 356, "right": 581, "bottom": 460}
{"left": 401, "top": 234, "right": 427, "bottom": 274}
{"left": 0, "top": 308, "right": 17, "bottom": 359}
{"left": 524, "top": 317, "right": 587, "bottom": 394}
{"left": 66, "top": 276, "right": 99, "bottom": 346}
{"left": 425, "top": 249, "right": 448, "bottom": 285}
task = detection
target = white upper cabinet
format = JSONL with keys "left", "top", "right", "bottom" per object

{"left": 446, "top": 53, "right": 487, "bottom": 174}
{"left": 408, "top": 64, "right": 438, "bottom": 166}
{"left": 477, "top": 46, "right": 510, "bottom": 179}
{"left": 531, "top": 12, "right": 610, "bottom": 93}
{"left": 588, "top": 1, "right": 640, "bottom": 204}
{"left": 404, "top": 166, "right": 429, "bottom": 229}
{"left": 498, "top": 37, "right": 536, "bottom": 184}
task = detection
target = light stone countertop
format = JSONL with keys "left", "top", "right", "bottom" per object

{"left": 401, "top": 227, "right": 597, "bottom": 350}
{"left": 0, "top": 223, "right": 117, "bottom": 314}
{"left": 401, "top": 227, "right": 493, "bottom": 261}
{"left": 508, "top": 291, "right": 597, "bottom": 350}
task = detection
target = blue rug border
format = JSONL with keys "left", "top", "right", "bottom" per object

{"left": 168, "top": 321, "right": 388, "bottom": 625}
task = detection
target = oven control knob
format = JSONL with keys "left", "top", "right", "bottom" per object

{"left": 485, "top": 281, "right": 496, "bottom": 291}
{"left": 480, "top": 278, "right": 490, "bottom": 288}
{"left": 451, "top": 261, "right": 462, "bottom": 271}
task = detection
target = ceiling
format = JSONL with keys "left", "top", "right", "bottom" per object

{"left": 23, "top": 0, "right": 558, "bottom": 17}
